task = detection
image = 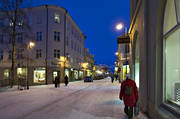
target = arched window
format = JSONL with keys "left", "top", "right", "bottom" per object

{"left": 163, "top": 0, "right": 180, "bottom": 106}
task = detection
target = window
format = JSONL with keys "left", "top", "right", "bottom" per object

{"left": 36, "top": 49, "right": 42, "bottom": 59}
{"left": 4, "top": 69, "right": 9, "bottom": 79}
{"left": 54, "top": 13, "right": 60, "bottom": 24}
{"left": 163, "top": 0, "right": 180, "bottom": 107}
{"left": 8, "top": 50, "right": 12, "bottom": 60}
{"left": 36, "top": 32, "right": 42, "bottom": 41}
{"left": 17, "top": 33, "right": 23, "bottom": 43}
{"left": 17, "top": 49, "right": 23, "bottom": 59}
{"left": 34, "top": 68, "right": 45, "bottom": 83}
{"left": 0, "top": 34, "right": 3, "bottom": 44}
{"left": 17, "top": 68, "right": 27, "bottom": 79}
{"left": 54, "top": 49, "right": 60, "bottom": 58}
{"left": 36, "top": 15, "right": 42, "bottom": 24}
{"left": 0, "top": 50, "right": 3, "bottom": 60}
{"left": 54, "top": 32, "right": 60, "bottom": 41}
{"left": 9, "top": 20, "right": 13, "bottom": 27}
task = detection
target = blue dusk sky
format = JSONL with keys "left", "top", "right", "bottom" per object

{"left": 26, "top": 0, "right": 130, "bottom": 66}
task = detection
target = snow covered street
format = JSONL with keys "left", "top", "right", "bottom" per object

{"left": 0, "top": 77, "right": 148, "bottom": 119}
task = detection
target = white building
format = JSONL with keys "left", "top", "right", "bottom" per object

{"left": 0, "top": 5, "right": 86, "bottom": 86}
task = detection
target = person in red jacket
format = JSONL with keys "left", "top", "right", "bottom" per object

{"left": 119, "top": 76, "right": 138, "bottom": 119}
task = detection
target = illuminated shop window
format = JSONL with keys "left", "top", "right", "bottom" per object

{"left": 34, "top": 68, "right": 45, "bottom": 83}
{"left": 4, "top": 69, "right": 9, "bottom": 79}
{"left": 164, "top": 0, "right": 180, "bottom": 106}
{"left": 17, "top": 68, "right": 27, "bottom": 79}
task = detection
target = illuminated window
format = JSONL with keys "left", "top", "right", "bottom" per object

{"left": 163, "top": 0, "right": 180, "bottom": 106}
{"left": 17, "top": 68, "right": 27, "bottom": 79}
{"left": 4, "top": 69, "right": 9, "bottom": 79}
{"left": 54, "top": 13, "right": 60, "bottom": 24}
{"left": 34, "top": 68, "right": 45, "bottom": 83}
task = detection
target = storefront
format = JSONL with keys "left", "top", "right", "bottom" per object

{"left": 65, "top": 68, "right": 70, "bottom": 78}
{"left": 17, "top": 68, "right": 27, "bottom": 79}
{"left": 34, "top": 67, "right": 45, "bottom": 83}
{"left": 129, "top": 0, "right": 180, "bottom": 118}
{"left": 79, "top": 71, "right": 83, "bottom": 80}
{"left": 163, "top": 0, "right": 180, "bottom": 109}
{"left": 73, "top": 70, "right": 78, "bottom": 80}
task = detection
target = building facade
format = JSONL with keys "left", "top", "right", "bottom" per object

{"left": 129, "top": 0, "right": 179, "bottom": 118}
{"left": 84, "top": 48, "right": 95, "bottom": 77}
{"left": 116, "top": 36, "right": 130, "bottom": 81}
{"left": 0, "top": 5, "right": 86, "bottom": 86}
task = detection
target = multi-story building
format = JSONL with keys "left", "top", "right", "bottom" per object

{"left": 0, "top": 5, "right": 86, "bottom": 86}
{"left": 84, "top": 48, "right": 95, "bottom": 77}
{"left": 116, "top": 35, "right": 130, "bottom": 81}
{"left": 129, "top": 0, "right": 179, "bottom": 119}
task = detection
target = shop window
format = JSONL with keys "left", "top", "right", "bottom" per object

{"left": 34, "top": 68, "right": 45, "bottom": 83}
{"left": 163, "top": 0, "right": 180, "bottom": 107}
{"left": 4, "top": 69, "right": 9, "bottom": 79}
{"left": 17, "top": 68, "right": 27, "bottom": 79}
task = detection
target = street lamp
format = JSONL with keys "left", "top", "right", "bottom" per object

{"left": 26, "top": 41, "right": 35, "bottom": 90}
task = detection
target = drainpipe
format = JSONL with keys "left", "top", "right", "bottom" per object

{"left": 45, "top": 5, "right": 49, "bottom": 85}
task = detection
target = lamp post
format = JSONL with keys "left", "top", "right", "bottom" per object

{"left": 26, "top": 41, "right": 35, "bottom": 90}
{"left": 116, "top": 23, "right": 129, "bottom": 76}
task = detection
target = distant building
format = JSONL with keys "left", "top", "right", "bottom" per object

{"left": 0, "top": 5, "right": 86, "bottom": 86}
{"left": 84, "top": 48, "right": 95, "bottom": 77}
{"left": 129, "top": 0, "right": 179, "bottom": 119}
{"left": 116, "top": 36, "right": 130, "bottom": 81}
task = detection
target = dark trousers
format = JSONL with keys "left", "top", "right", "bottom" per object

{"left": 124, "top": 106, "right": 133, "bottom": 119}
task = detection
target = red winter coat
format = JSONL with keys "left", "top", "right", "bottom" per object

{"left": 119, "top": 79, "right": 138, "bottom": 107}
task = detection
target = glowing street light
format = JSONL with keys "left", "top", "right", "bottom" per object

{"left": 116, "top": 23, "right": 127, "bottom": 35}
{"left": 116, "top": 23, "right": 123, "bottom": 30}
{"left": 29, "top": 42, "right": 35, "bottom": 48}
{"left": 115, "top": 52, "right": 119, "bottom": 56}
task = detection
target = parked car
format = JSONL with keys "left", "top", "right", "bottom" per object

{"left": 94, "top": 75, "right": 105, "bottom": 80}
{"left": 84, "top": 76, "right": 93, "bottom": 82}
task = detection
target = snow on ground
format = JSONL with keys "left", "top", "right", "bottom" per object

{"left": 0, "top": 77, "right": 148, "bottom": 119}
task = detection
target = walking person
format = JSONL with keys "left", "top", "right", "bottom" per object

{"left": 55, "top": 74, "right": 60, "bottom": 88}
{"left": 64, "top": 75, "right": 69, "bottom": 86}
{"left": 111, "top": 75, "right": 114, "bottom": 83}
{"left": 119, "top": 76, "right": 138, "bottom": 119}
